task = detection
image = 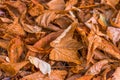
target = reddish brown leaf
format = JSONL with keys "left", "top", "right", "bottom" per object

{"left": 8, "top": 37, "right": 24, "bottom": 63}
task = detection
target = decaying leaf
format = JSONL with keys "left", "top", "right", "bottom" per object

{"left": 107, "top": 27, "right": 120, "bottom": 44}
{"left": 112, "top": 67, "right": 120, "bottom": 80}
{"left": 28, "top": 56, "right": 51, "bottom": 75}
{"left": 102, "top": 0, "right": 119, "bottom": 9}
{"left": 76, "top": 75, "right": 93, "bottom": 80}
{"left": 8, "top": 37, "right": 24, "bottom": 63}
{"left": 0, "top": 61, "right": 28, "bottom": 76}
{"left": 35, "top": 11, "right": 57, "bottom": 27}
{"left": 21, "top": 70, "right": 67, "bottom": 80}
{"left": 6, "top": 18, "right": 26, "bottom": 36}
{"left": 0, "top": 39, "right": 9, "bottom": 49}
{"left": 85, "top": 59, "right": 108, "bottom": 75}
{"left": 26, "top": 30, "right": 63, "bottom": 58}
{"left": 47, "top": 0, "right": 65, "bottom": 10}
{"left": 50, "top": 22, "right": 82, "bottom": 64}
{"left": 0, "top": 0, "right": 120, "bottom": 79}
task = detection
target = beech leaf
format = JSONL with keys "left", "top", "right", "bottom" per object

{"left": 50, "top": 22, "right": 82, "bottom": 64}
{"left": 28, "top": 56, "right": 51, "bottom": 75}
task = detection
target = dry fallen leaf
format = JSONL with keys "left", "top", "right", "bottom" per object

{"left": 8, "top": 37, "right": 24, "bottom": 63}
{"left": 85, "top": 59, "right": 108, "bottom": 75}
{"left": 0, "top": 0, "right": 120, "bottom": 79}
{"left": 112, "top": 67, "right": 120, "bottom": 80}
{"left": 102, "top": 0, "right": 119, "bottom": 9}
{"left": 0, "top": 61, "right": 28, "bottom": 76}
{"left": 107, "top": 27, "right": 120, "bottom": 45}
{"left": 47, "top": 0, "right": 65, "bottom": 10}
{"left": 76, "top": 75, "right": 93, "bottom": 80}
{"left": 21, "top": 70, "right": 67, "bottom": 80}
{"left": 50, "top": 22, "right": 82, "bottom": 64}
{"left": 28, "top": 56, "right": 51, "bottom": 75}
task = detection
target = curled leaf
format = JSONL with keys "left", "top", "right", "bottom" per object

{"left": 8, "top": 37, "right": 24, "bottom": 63}
{"left": 21, "top": 70, "right": 67, "bottom": 80}
{"left": 112, "top": 67, "right": 120, "bottom": 80}
{"left": 76, "top": 75, "right": 93, "bottom": 80}
{"left": 47, "top": 0, "right": 65, "bottom": 10}
{"left": 85, "top": 59, "right": 108, "bottom": 75}
{"left": 0, "top": 61, "right": 28, "bottom": 76}
{"left": 107, "top": 27, "right": 120, "bottom": 45}
{"left": 28, "top": 56, "right": 51, "bottom": 75}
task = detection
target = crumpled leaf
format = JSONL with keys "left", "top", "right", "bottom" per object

{"left": 8, "top": 37, "right": 24, "bottom": 63}
{"left": 0, "top": 61, "right": 28, "bottom": 76}
{"left": 65, "top": 0, "right": 78, "bottom": 10}
{"left": 107, "top": 27, "right": 120, "bottom": 45}
{"left": 0, "top": 17, "right": 13, "bottom": 23}
{"left": 85, "top": 17, "right": 98, "bottom": 29}
{"left": 21, "top": 70, "right": 67, "bottom": 80}
{"left": 0, "top": 39, "right": 9, "bottom": 49}
{"left": 112, "top": 67, "right": 120, "bottom": 80}
{"left": 85, "top": 59, "right": 108, "bottom": 75}
{"left": 87, "top": 30, "right": 102, "bottom": 64}
{"left": 50, "top": 22, "right": 82, "bottom": 64}
{"left": 47, "top": 0, "right": 65, "bottom": 10}
{"left": 35, "top": 11, "right": 57, "bottom": 27}
{"left": 101, "top": 0, "right": 119, "bottom": 9}
{"left": 6, "top": 18, "right": 26, "bottom": 36}
{"left": 98, "top": 14, "right": 108, "bottom": 30}
{"left": 23, "top": 24, "right": 42, "bottom": 33}
{"left": 76, "top": 75, "right": 93, "bottom": 80}
{"left": 26, "top": 30, "right": 62, "bottom": 58}
{"left": 28, "top": 4, "right": 44, "bottom": 17}
{"left": 5, "top": 0, "right": 26, "bottom": 14}
{"left": 28, "top": 56, "right": 51, "bottom": 75}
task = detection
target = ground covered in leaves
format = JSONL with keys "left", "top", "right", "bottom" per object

{"left": 0, "top": 0, "right": 120, "bottom": 80}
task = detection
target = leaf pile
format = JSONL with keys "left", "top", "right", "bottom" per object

{"left": 0, "top": 0, "right": 120, "bottom": 80}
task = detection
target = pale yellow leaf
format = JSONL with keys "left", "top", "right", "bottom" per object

{"left": 28, "top": 56, "right": 51, "bottom": 75}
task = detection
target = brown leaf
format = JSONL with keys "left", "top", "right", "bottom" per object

{"left": 8, "top": 37, "right": 24, "bottom": 63}
{"left": 47, "top": 0, "right": 65, "bottom": 10}
{"left": 6, "top": 18, "right": 26, "bottom": 36}
{"left": 35, "top": 11, "right": 57, "bottom": 27}
{"left": 112, "top": 67, "right": 120, "bottom": 80}
{"left": 23, "top": 24, "right": 42, "bottom": 33}
{"left": 5, "top": 0, "right": 26, "bottom": 14}
{"left": 65, "top": 0, "right": 78, "bottom": 10}
{"left": 28, "top": 4, "right": 44, "bottom": 16}
{"left": 76, "top": 75, "right": 93, "bottom": 80}
{"left": 50, "top": 22, "right": 82, "bottom": 64}
{"left": 26, "top": 30, "right": 63, "bottom": 58}
{"left": 85, "top": 59, "right": 108, "bottom": 75}
{"left": 0, "top": 61, "right": 28, "bottom": 76}
{"left": 107, "top": 27, "right": 120, "bottom": 45}
{"left": 102, "top": 0, "right": 119, "bottom": 9}
{"left": 21, "top": 70, "right": 67, "bottom": 80}
{"left": 0, "top": 39, "right": 9, "bottom": 49}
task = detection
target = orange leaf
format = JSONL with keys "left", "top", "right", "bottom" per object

{"left": 50, "top": 22, "right": 82, "bottom": 64}
{"left": 0, "top": 61, "right": 28, "bottom": 76}
{"left": 8, "top": 37, "right": 24, "bottom": 63}
{"left": 76, "top": 75, "right": 93, "bottom": 80}
{"left": 21, "top": 70, "right": 67, "bottom": 80}
{"left": 47, "top": 0, "right": 65, "bottom": 10}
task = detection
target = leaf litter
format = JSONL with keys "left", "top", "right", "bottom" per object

{"left": 0, "top": 0, "right": 120, "bottom": 80}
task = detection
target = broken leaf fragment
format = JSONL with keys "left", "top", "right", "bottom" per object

{"left": 28, "top": 56, "right": 51, "bottom": 75}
